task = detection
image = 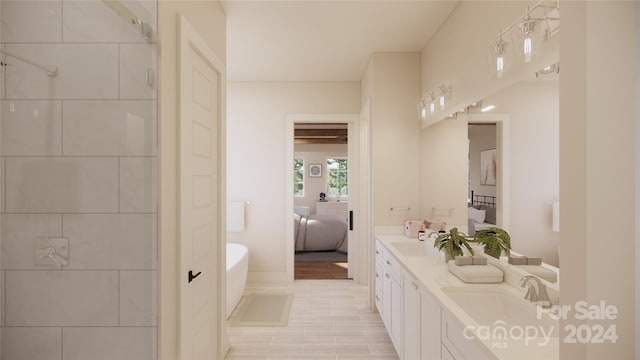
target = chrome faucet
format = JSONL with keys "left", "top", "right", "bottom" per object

{"left": 519, "top": 275, "right": 551, "bottom": 308}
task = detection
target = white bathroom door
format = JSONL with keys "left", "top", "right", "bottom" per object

{"left": 178, "top": 14, "right": 226, "bottom": 360}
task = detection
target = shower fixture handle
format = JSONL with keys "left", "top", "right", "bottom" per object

{"left": 40, "top": 246, "right": 69, "bottom": 267}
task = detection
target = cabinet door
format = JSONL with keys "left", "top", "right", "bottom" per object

{"left": 375, "top": 261, "right": 383, "bottom": 313}
{"left": 391, "top": 276, "right": 403, "bottom": 357}
{"left": 382, "top": 271, "right": 392, "bottom": 332}
{"left": 403, "top": 272, "right": 421, "bottom": 360}
{"left": 441, "top": 344, "right": 457, "bottom": 360}
{"left": 420, "top": 287, "right": 441, "bottom": 360}
{"left": 441, "top": 310, "right": 490, "bottom": 360}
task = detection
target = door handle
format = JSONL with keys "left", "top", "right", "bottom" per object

{"left": 349, "top": 210, "right": 354, "bottom": 231}
{"left": 188, "top": 270, "right": 202, "bottom": 283}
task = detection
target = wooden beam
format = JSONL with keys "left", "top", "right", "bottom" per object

{"left": 294, "top": 138, "right": 347, "bottom": 145}
{"left": 294, "top": 129, "right": 348, "bottom": 137}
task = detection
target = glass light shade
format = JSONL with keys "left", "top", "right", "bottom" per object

{"left": 421, "top": 106, "right": 426, "bottom": 119}
{"left": 496, "top": 55, "right": 504, "bottom": 78}
{"left": 523, "top": 34, "right": 533, "bottom": 63}
{"left": 429, "top": 102, "right": 435, "bottom": 114}
{"left": 439, "top": 94, "right": 445, "bottom": 109}
{"left": 520, "top": 19, "right": 537, "bottom": 63}
{"left": 491, "top": 37, "right": 508, "bottom": 79}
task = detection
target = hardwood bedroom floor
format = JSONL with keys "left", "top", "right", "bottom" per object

{"left": 295, "top": 261, "right": 349, "bottom": 280}
{"left": 225, "top": 280, "right": 398, "bottom": 359}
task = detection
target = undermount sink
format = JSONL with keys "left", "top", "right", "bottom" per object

{"left": 390, "top": 242, "right": 439, "bottom": 257}
{"left": 441, "top": 286, "right": 559, "bottom": 337}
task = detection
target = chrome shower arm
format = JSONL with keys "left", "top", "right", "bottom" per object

{"left": 0, "top": 48, "right": 57, "bottom": 76}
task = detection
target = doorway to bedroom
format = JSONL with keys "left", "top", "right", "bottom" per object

{"left": 293, "top": 122, "right": 351, "bottom": 280}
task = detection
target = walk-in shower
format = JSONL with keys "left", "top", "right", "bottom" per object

{"left": 0, "top": 1, "right": 159, "bottom": 358}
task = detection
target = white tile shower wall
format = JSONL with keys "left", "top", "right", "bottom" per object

{"left": 1, "top": 214, "right": 63, "bottom": 270}
{"left": 5, "top": 44, "right": 119, "bottom": 100}
{"left": 1, "top": 0, "right": 158, "bottom": 358}
{"left": 1, "top": 100, "right": 63, "bottom": 156}
{"left": 0, "top": 1, "right": 62, "bottom": 43}
{"left": 1, "top": 271, "right": 4, "bottom": 327}
{"left": 63, "top": 100, "right": 157, "bottom": 156}
{"left": 120, "top": 270, "right": 157, "bottom": 326}
{"left": 62, "top": 0, "right": 157, "bottom": 43}
{"left": 120, "top": 43, "right": 158, "bottom": 99}
{"left": 1, "top": 327, "right": 63, "bottom": 360}
{"left": 62, "top": 327, "right": 157, "bottom": 360}
{"left": 62, "top": 214, "right": 157, "bottom": 270}
{"left": 5, "top": 157, "right": 119, "bottom": 213}
{"left": 6, "top": 271, "right": 118, "bottom": 326}
{"left": 120, "top": 157, "right": 157, "bottom": 213}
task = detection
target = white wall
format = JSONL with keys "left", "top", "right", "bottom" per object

{"left": 560, "top": 2, "right": 637, "bottom": 358}
{"left": 226, "top": 82, "right": 360, "bottom": 280}
{"left": 420, "top": 114, "right": 469, "bottom": 230}
{"left": 366, "top": 53, "right": 422, "bottom": 226}
{"left": 468, "top": 124, "right": 497, "bottom": 199}
{"left": 483, "top": 81, "right": 560, "bottom": 266}
{"left": 159, "top": 1, "right": 226, "bottom": 358}
{"left": 294, "top": 143, "right": 348, "bottom": 213}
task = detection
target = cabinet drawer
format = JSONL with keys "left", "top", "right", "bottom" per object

{"left": 375, "top": 240, "right": 385, "bottom": 261}
{"left": 382, "top": 249, "right": 402, "bottom": 281}
{"left": 441, "top": 310, "right": 490, "bottom": 360}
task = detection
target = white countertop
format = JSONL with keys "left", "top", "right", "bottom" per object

{"left": 376, "top": 233, "right": 559, "bottom": 359}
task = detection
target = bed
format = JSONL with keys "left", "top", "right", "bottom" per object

{"left": 294, "top": 212, "right": 348, "bottom": 253}
{"left": 468, "top": 190, "right": 497, "bottom": 235}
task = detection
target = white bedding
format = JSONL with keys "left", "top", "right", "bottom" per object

{"left": 294, "top": 213, "right": 348, "bottom": 253}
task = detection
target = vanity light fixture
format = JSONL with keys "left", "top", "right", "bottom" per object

{"left": 489, "top": 0, "right": 559, "bottom": 78}
{"left": 520, "top": 14, "right": 536, "bottom": 63}
{"left": 481, "top": 105, "right": 496, "bottom": 112}
{"left": 419, "top": 83, "right": 452, "bottom": 120}
{"left": 535, "top": 62, "right": 559, "bottom": 78}
{"left": 493, "top": 34, "right": 507, "bottom": 78}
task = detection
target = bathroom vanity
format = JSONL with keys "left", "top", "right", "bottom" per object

{"left": 375, "top": 234, "right": 559, "bottom": 360}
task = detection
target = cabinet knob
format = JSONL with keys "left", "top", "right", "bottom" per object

{"left": 412, "top": 282, "right": 418, "bottom": 290}
{"left": 386, "top": 260, "right": 391, "bottom": 265}
{"left": 385, "top": 273, "right": 390, "bottom": 279}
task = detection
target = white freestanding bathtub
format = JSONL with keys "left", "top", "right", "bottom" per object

{"left": 226, "top": 243, "right": 249, "bottom": 318}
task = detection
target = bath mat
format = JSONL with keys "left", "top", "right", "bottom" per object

{"left": 229, "top": 292, "right": 294, "bottom": 327}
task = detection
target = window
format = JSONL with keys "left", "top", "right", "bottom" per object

{"left": 326, "top": 158, "right": 348, "bottom": 197}
{"left": 294, "top": 158, "right": 304, "bottom": 197}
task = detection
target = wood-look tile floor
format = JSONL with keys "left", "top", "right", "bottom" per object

{"left": 225, "top": 280, "right": 399, "bottom": 360}
{"left": 295, "top": 261, "right": 349, "bottom": 280}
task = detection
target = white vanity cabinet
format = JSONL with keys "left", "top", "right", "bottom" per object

{"left": 402, "top": 271, "right": 421, "bottom": 359}
{"left": 403, "top": 269, "right": 442, "bottom": 360}
{"left": 375, "top": 238, "right": 486, "bottom": 360}
{"left": 375, "top": 240, "right": 403, "bottom": 358}
{"left": 441, "top": 310, "right": 490, "bottom": 360}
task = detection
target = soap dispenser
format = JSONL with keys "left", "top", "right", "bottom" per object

{"left": 418, "top": 223, "right": 426, "bottom": 241}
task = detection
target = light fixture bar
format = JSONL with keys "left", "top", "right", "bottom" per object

{"left": 493, "top": 0, "right": 556, "bottom": 42}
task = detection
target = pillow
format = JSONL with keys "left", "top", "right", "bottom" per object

{"left": 478, "top": 205, "right": 497, "bottom": 224}
{"left": 468, "top": 207, "right": 486, "bottom": 224}
{"left": 480, "top": 205, "right": 496, "bottom": 225}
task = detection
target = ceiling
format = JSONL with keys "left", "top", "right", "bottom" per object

{"left": 221, "top": 0, "right": 460, "bottom": 82}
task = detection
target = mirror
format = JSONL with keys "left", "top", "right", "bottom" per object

{"left": 466, "top": 78, "right": 560, "bottom": 279}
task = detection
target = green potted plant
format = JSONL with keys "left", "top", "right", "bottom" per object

{"left": 432, "top": 227, "right": 474, "bottom": 262}
{"left": 472, "top": 227, "right": 511, "bottom": 259}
